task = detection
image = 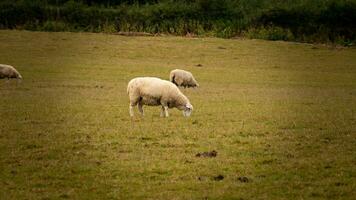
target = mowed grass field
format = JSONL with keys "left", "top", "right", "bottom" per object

{"left": 0, "top": 30, "right": 355, "bottom": 200}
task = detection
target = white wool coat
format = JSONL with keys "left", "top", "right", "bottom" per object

{"left": 127, "top": 77, "right": 193, "bottom": 117}
{"left": 0, "top": 64, "right": 22, "bottom": 79}
{"left": 169, "top": 69, "right": 199, "bottom": 88}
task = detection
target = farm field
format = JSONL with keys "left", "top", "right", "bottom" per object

{"left": 0, "top": 30, "right": 355, "bottom": 199}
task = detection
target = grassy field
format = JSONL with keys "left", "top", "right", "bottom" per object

{"left": 0, "top": 30, "right": 355, "bottom": 199}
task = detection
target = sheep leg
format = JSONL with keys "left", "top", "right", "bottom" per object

{"left": 129, "top": 101, "right": 138, "bottom": 117}
{"left": 137, "top": 102, "right": 144, "bottom": 116}
{"left": 129, "top": 105, "right": 135, "bottom": 117}
{"left": 160, "top": 106, "right": 165, "bottom": 117}
{"left": 163, "top": 105, "right": 169, "bottom": 117}
{"left": 129, "top": 94, "right": 140, "bottom": 117}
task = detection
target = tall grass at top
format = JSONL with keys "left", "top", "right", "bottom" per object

{"left": 0, "top": 0, "right": 355, "bottom": 44}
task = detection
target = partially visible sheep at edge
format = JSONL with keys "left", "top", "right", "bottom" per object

{"left": 0, "top": 64, "right": 22, "bottom": 79}
{"left": 127, "top": 77, "right": 193, "bottom": 117}
{"left": 169, "top": 69, "right": 199, "bottom": 88}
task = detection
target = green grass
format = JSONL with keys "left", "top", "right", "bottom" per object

{"left": 0, "top": 30, "right": 355, "bottom": 199}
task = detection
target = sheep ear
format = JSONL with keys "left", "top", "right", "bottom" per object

{"left": 185, "top": 104, "right": 192, "bottom": 110}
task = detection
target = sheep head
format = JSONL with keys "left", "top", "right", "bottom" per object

{"left": 182, "top": 103, "right": 193, "bottom": 117}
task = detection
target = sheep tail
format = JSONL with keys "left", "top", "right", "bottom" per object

{"left": 127, "top": 83, "right": 131, "bottom": 94}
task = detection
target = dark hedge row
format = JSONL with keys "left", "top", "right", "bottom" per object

{"left": 0, "top": 0, "right": 355, "bottom": 44}
{"left": 257, "top": 1, "right": 356, "bottom": 44}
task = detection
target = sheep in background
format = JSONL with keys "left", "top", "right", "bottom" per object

{"left": 0, "top": 64, "right": 22, "bottom": 80}
{"left": 127, "top": 77, "right": 193, "bottom": 117}
{"left": 169, "top": 69, "right": 199, "bottom": 88}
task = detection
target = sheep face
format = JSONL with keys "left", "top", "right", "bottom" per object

{"left": 189, "top": 82, "right": 199, "bottom": 88}
{"left": 182, "top": 103, "right": 193, "bottom": 117}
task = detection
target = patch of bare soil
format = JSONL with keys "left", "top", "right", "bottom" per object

{"left": 196, "top": 150, "right": 217, "bottom": 158}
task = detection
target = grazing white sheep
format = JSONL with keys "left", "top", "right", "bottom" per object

{"left": 127, "top": 77, "right": 193, "bottom": 117}
{"left": 0, "top": 64, "right": 22, "bottom": 79}
{"left": 169, "top": 69, "right": 199, "bottom": 88}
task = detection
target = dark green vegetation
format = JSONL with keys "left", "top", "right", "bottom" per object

{"left": 1, "top": 30, "right": 356, "bottom": 199}
{"left": 1, "top": 0, "right": 356, "bottom": 44}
